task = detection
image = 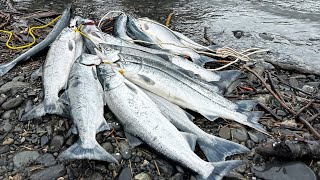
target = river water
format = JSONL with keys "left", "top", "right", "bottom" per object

{"left": 12, "top": 0, "right": 320, "bottom": 74}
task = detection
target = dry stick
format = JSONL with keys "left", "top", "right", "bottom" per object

{"left": 307, "top": 113, "right": 320, "bottom": 122}
{"left": 154, "top": 160, "right": 161, "bottom": 176}
{"left": 294, "top": 100, "right": 315, "bottom": 118}
{"left": 272, "top": 74, "right": 313, "bottom": 96}
{"left": 258, "top": 102, "right": 282, "bottom": 121}
{"left": 267, "top": 71, "right": 285, "bottom": 102}
{"left": 243, "top": 65, "right": 320, "bottom": 139}
{"left": 204, "top": 27, "right": 214, "bottom": 45}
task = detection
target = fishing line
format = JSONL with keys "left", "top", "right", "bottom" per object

{"left": 0, "top": 15, "right": 61, "bottom": 50}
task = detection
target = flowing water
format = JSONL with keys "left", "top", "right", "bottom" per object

{"left": 12, "top": 0, "right": 320, "bottom": 74}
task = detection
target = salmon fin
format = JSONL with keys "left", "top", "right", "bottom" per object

{"left": 97, "top": 120, "right": 110, "bottom": 132}
{"left": 199, "top": 135, "right": 250, "bottom": 162}
{"left": 180, "top": 132, "right": 197, "bottom": 151}
{"left": 235, "top": 100, "right": 258, "bottom": 111}
{"left": 193, "top": 55, "right": 216, "bottom": 66}
{"left": 30, "top": 66, "right": 43, "bottom": 82}
{"left": 242, "top": 111, "right": 269, "bottom": 135}
{"left": 206, "top": 44, "right": 223, "bottom": 50}
{"left": 184, "top": 111, "right": 195, "bottom": 121}
{"left": 125, "top": 131, "right": 143, "bottom": 148}
{"left": 20, "top": 103, "right": 45, "bottom": 121}
{"left": 0, "top": 61, "right": 17, "bottom": 77}
{"left": 198, "top": 160, "right": 243, "bottom": 180}
{"left": 59, "top": 91, "right": 70, "bottom": 105}
{"left": 58, "top": 140, "right": 118, "bottom": 163}
{"left": 213, "top": 70, "right": 242, "bottom": 93}
{"left": 71, "top": 125, "right": 78, "bottom": 134}
{"left": 199, "top": 112, "right": 219, "bottom": 121}
{"left": 44, "top": 99, "right": 69, "bottom": 116}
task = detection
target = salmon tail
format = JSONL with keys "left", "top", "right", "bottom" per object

{"left": 58, "top": 140, "right": 119, "bottom": 163}
{"left": 20, "top": 103, "right": 46, "bottom": 121}
{"left": 199, "top": 135, "right": 250, "bottom": 162}
{"left": 0, "top": 61, "right": 17, "bottom": 77}
{"left": 193, "top": 54, "right": 216, "bottom": 66}
{"left": 20, "top": 100, "right": 69, "bottom": 121}
{"left": 201, "top": 160, "right": 243, "bottom": 180}
{"left": 235, "top": 99, "right": 258, "bottom": 111}
{"left": 213, "top": 70, "right": 242, "bottom": 92}
{"left": 44, "top": 100, "right": 69, "bottom": 116}
{"left": 241, "top": 111, "right": 269, "bottom": 135}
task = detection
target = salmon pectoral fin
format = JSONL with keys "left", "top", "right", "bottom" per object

{"left": 180, "top": 131, "right": 197, "bottom": 151}
{"left": 125, "top": 131, "right": 143, "bottom": 148}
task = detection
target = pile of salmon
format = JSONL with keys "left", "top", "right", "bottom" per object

{"left": 0, "top": 6, "right": 269, "bottom": 180}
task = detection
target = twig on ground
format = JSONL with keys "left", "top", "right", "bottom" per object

{"left": 203, "top": 27, "right": 215, "bottom": 45}
{"left": 294, "top": 100, "right": 315, "bottom": 118}
{"left": 243, "top": 65, "right": 320, "bottom": 139}
{"left": 154, "top": 160, "right": 161, "bottom": 176}
{"left": 258, "top": 102, "right": 282, "bottom": 120}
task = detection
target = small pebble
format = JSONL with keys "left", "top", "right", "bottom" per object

{"left": 134, "top": 172, "right": 152, "bottom": 180}
{"left": 1, "top": 96, "right": 24, "bottom": 110}
{"left": 3, "top": 137, "right": 14, "bottom": 145}
{"left": 49, "top": 135, "right": 64, "bottom": 152}
{"left": 219, "top": 126, "right": 231, "bottom": 139}
{"left": 118, "top": 167, "right": 131, "bottom": 180}
{"left": 231, "top": 128, "right": 248, "bottom": 142}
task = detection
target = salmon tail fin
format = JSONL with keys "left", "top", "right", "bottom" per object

{"left": 20, "top": 103, "right": 46, "bottom": 121}
{"left": 193, "top": 55, "right": 216, "bottom": 66}
{"left": 199, "top": 135, "right": 250, "bottom": 162}
{"left": 198, "top": 160, "right": 243, "bottom": 180}
{"left": 242, "top": 111, "right": 269, "bottom": 135}
{"left": 44, "top": 100, "right": 69, "bottom": 117}
{"left": 58, "top": 140, "right": 118, "bottom": 163}
{"left": 0, "top": 61, "right": 17, "bottom": 77}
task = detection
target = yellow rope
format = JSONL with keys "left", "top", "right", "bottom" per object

{"left": 165, "top": 12, "right": 175, "bottom": 27}
{"left": 0, "top": 15, "right": 61, "bottom": 50}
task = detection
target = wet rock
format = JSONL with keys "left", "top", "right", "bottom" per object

{"left": 49, "top": 135, "right": 64, "bottom": 152}
{"left": 134, "top": 172, "right": 152, "bottom": 180}
{"left": 302, "top": 84, "right": 317, "bottom": 94}
{"left": 12, "top": 76, "right": 25, "bottom": 82}
{"left": 226, "top": 171, "right": 246, "bottom": 180}
{"left": 0, "top": 94, "right": 7, "bottom": 105}
{"left": 246, "top": 140, "right": 255, "bottom": 149}
{"left": 119, "top": 140, "right": 132, "bottom": 160}
{"left": 36, "top": 153, "right": 56, "bottom": 167}
{"left": 1, "top": 110, "right": 15, "bottom": 119}
{"left": 0, "top": 81, "right": 30, "bottom": 93}
{"left": 219, "top": 126, "right": 231, "bottom": 139}
{"left": 1, "top": 96, "right": 24, "bottom": 110}
{"left": 170, "top": 173, "right": 184, "bottom": 180}
{"left": 231, "top": 128, "right": 248, "bottom": 142}
{"left": 259, "top": 32, "right": 274, "bottom": 41}
{"left": 232, "top": 30, "right": 244, "bottom": 39}
{"left": 0, "top": 157, "right": 6, "bottom": 166}
{"left": 40, "top": 135, "right": 49, "bottom": 146}
{"left": 289, "top": 78, "right": 299, "bottom": 88}
{"left": 102, "top": 142, "right": 114, "bottom": 153}
{"left": 0, "top": 145, "right": 9, "bottom": 154}
{"left": 86, "top": 172, "right": 104, "bottom": 180}
{"left": 156, "top": 159, "right": 175, "bottom": 176}
{"left": 252, "top": 161, "right": 317, "bottom": 180}
{"left": 30, "top": 164, "right": 66, "bottom": 180}
{"left": 112, "top": 153, "right": 122, "bottom": 162}
{"left": 13, "top": 151, "right": 40, "bottom": 168}
{"left": 118, "top": 167, "right": 131, "bottom": 180}
{"left": 3, "top": 137, "right": 14, "bottom": 145}
{"left": 248, "top": 131, "right": 267, "bottom": 143}
{"left": 0, "top": 120, "right": 13, "bottom": 132}
{"left": 276, "top": 110, "right": 287, "bottom": 116}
